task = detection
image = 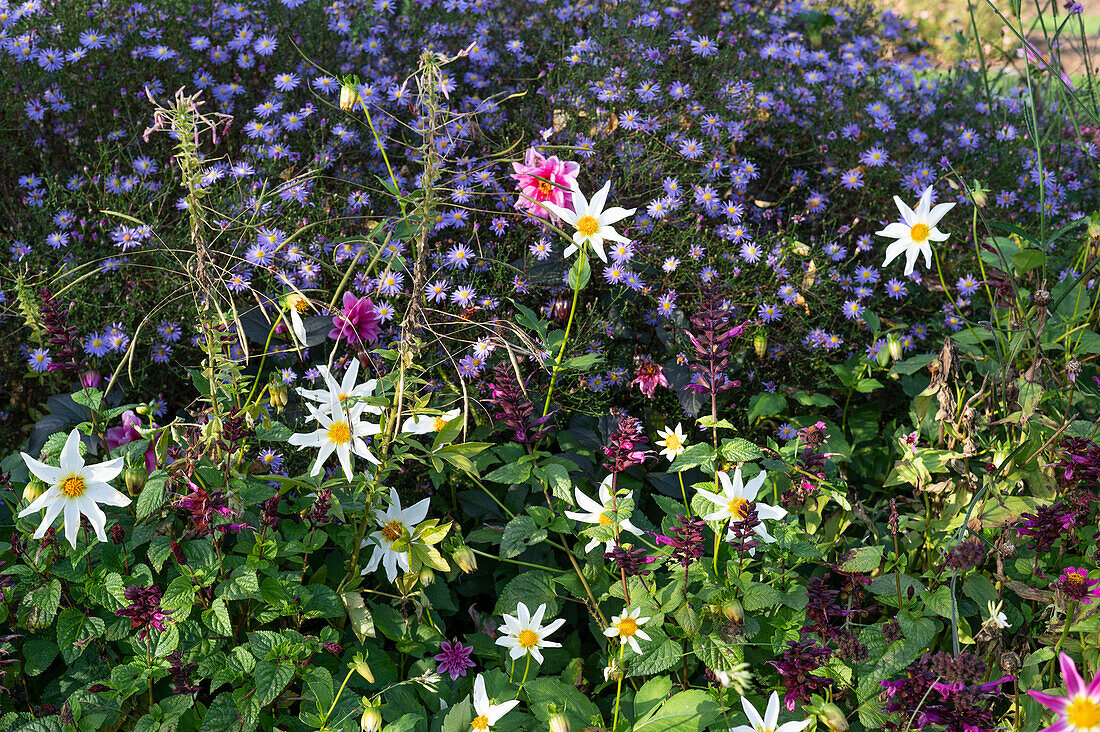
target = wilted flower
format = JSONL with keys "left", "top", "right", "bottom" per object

{"left": 631, "top": 359, "right": 668, "bottom": 398}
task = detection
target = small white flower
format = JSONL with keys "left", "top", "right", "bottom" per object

{"left": 986, "top": 600, "right": 1010, "bottom": 629}
{"left": 495, "top": 602, "right": 565, "bottom": 664}
{"left": 876, "top": 186, "right": 955, "bottom": 276}
{"left": 470, "top": 673, "right": 519, "bottom": 731}
{"left": 288, "top": 398, "right": 381, "bottom": 481}
{"left": 361, "top": 487, "right": 431, "bottom": 582}
{"left": 285, "top": 292, "right": 314, "bottom": 344}
{"left": 656, "top": 423, "right": 688, "bottom": 461}
{"left": 18, "top": 429, "right": 130, "bottom": 548}
{"left": 729, "top": 691, "right": 814, "bottom": 732}
{"left": 541, "top": 180, "right": 636, "bottom": 263}
{"left": 297, "top": 359, "right": 382, "bottom": 418}
{"left": 603, "top": 607, "right": 652, "bottom": 654}
{"left": 565, "top": 474, "right": 643, "bottom": 552}
{"left": 402, "top": 407, "right": 461, "bottom": 435}
{"left": 695, "top": 468, "right": 786, "bottom": 554}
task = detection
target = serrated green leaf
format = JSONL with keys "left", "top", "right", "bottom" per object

{"left": 838, "top": 544, "right": 883, "bottom": 573}
{"left": 495, "top": 571, "right": 559, "bottom": 618}
{"left": 483, "top": 461, "right": 532, "bottom": 485}
{"left": 22, "top": 639, "right": 59, "bottom": 676}
{"left": 135, "top": 471, "right": 168, "bottom": 521}
{"left": 500, "top": 515, "right": 548, "bottom": 559}
{"left": 204, "top": 598, "right": 232, "bottom": 636}
{"left": 255, "top": 661, "right": 295, "bottom": 707}
{"left": 635, "top": 689, "right": 721, "bottom": 732}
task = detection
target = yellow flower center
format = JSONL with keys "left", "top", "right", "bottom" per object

{"left": 617, "top": 617, "right": 638, "bottom": 637}
{"left": 471, "top": 715, "right": 490, "bottom": 731}
{"left": 1067, "top": 697, "right": 1100, "bottom": 728}
{"left": 909, "top": 223, "right": 929, "bottom": 242}
{"left": 537, "top": 180, "right": 552, "bottom": 196}
{"left": 434, "top": 416, "right": 449, "bottom": 431}
{"left": 381, "top": 520, "right": 404, "bottom": 543}
{"left": 663, "top": 434, "right": 683, "bottom": 452}
{"left": 61, "top": 476, "right": 87, "bottom": 498}
{"left": 328, "top": 421, "right": 352, "bottom": 445}
{"left": 517, "top": 629, "right": 540, "bottom": 648}
{"left": 598, "top": 512, "right": 613, "bottom": 526}
{"left": 1067, "top": 573, "right": 1086, "bottom": 590}
{"left": 576, "top": 215, "right": 599, "bottom": 238}
{"left": 290, "top": 295, "right": 309, "bottom": 314}
{"left": 727, "top": 498, "right": 748, "bottom": 519}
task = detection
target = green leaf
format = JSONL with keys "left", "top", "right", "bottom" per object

{"left": 198, "top": 694, "right": 241, "bottom": 732}
{"left": 634, "top": 676, "right": 674, "bottom": 721}
{"left": 567, "top": 257, "right": 590, "bottom": 290}
{"left": 440, "top": 698, "right": 473, "bottom": 732}
{"left": 217, "top": 567, "right": 262, "bottom": 601}
{"left": 255, "top": 661, "right": 295, "bottom": 707}
{"left": 635, "top": 690, "right": 721, "bottom": 732}
{"left": 747, "top": 393, "right": 787, "bottom": 422}
{"left": 838, "top": 544, "right": 883, "bottom": 573}
{"left": 501, "top": 515, "right": 548, "bottom": 559}
{"left": 483, "top": 461, "right": 532, "bottom": 485}
{"left": 626, "top": 638, "right": 680, "bottom": 677}
{"left": 56, "top": 608, "right": 103, "bottom": 664}
{"left": 23, "top": 579, "right": 61, "bottom": 629}
{"left": 538, "top": 463, "right": 573, "bottom": 503}
{"left": 523, "top": 677, "right": 601, "bottom": 726}
{"left": 565, "top": 352, "right": 602, "bottom": 371}
{"left": 71, "top": 388, "right": 104, "bottom": 412}
{"left": 1012, "top": 248, "right": 1045, "bottom": 274}
{"left": 304, "top": 666, "right": 334, "bottom": 712}
{"left": 668, "top": 442, "right": 716, "bottom": 474}
{"left": 135, "top": 471, "right": 168, "bottom": 521}
{"left": 161, "top": 575, "right": 196, "bottom": 614}
{"left": 742, "top": 582, "right": 784, "bottom": 612}
{"left": 963, "top": 574, "right": 998, "bottom": 608}
{"left": 203, "top": 599, "right": 232, "bottom": 636}
{"left": 720, "top": 438, "right": 763, "bottom": 463}
{"left": 691, "top": 635, "right": 743, "bottom": 673}
{"left": 495, "top": 571, "right": 560, "bottom": 618}
{"left": 22, "top": 639, "right": 59, "bottom": 676}
{"left": 148, "top": 536, "right": 172, "bottom": 572}
{"left": 153, "top": 624, "right": 180, "bottom": 658}
{"left": 341, "top": 591, "right": 375, "bottom": 642}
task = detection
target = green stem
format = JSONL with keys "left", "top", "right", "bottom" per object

{"left": 678, "top": 472, "right": 690, "bottom": 515}
{"left": 324, "top": 668, "right": 356, "bottom": 724}
{"left": 521, "top": 654, "right": 531, "bottom": 685}
{"left": 612, "top": 643, "right": 625, "bottom": 732}
{"left": 542, "top": 251, "right": 586, "bottom": 418}
{"left": 1047, "top": 601, "right": 1079, "bottom": 686}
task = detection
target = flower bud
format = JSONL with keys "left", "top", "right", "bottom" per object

{"left": 753, "top": 332, "right": 768, "bottom": 358}
{"left": 887, "top": 334, "right": 904, "bottom": 362}
{"left": 452, "top": 544, "right": 477, "bottom": 573}
{"left": 125, "top": 465, "right": 148, "bottom": 496}
{"left": 419, "top": 567, "right": 435, "bottom": 586}
{"left": 352, "top": 653, "right": 375, "bottom": 683}
{"left": 23, "top": 477, "right": 44, "bottom": 504}
{"left": 549, "top": 712, "right": 571, "bottom": 732}
{"left": 721, "top": 599, "right": 743, "bottom": 623}
{"left": 359, "top": 706, "right": 382, "bottom": 732}
{"left": 819, "top": 702, "right": 849, "bottom": 732}
{"left": 340, "top": 82, "right": 361, "bottom": 111}
{"left": 269, "top": 380, "right": 288, "bottom": 410}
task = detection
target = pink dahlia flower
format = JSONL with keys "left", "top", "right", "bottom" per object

{"left": 329, "top": 291, "right": 381, "bottom": 345}
{"left": 511, "top": 147, "right": 580, "bottom": 219}
{"left": 631, "top": 360, "right": 668, "bottom": 398}
{"left": 1028, "top": 652, "right": 1100, "bottom": 732}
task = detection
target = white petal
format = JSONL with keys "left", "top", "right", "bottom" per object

{"left": 63, "top": 500, "right": 80, "bottom": 548}
{"left": 84, "top": 482, "right": 131, "bottom": 507}
{"left": 882, "top": 239, "right": 910, "bottom": 268}
{"left": 19, "top": 485, "right": 61, "bottom": 517}
{"left": 589, "top": 180, "right": 611, "bottom": 216}
{"left": 876, "top": 222, "right": 910, "bottom": 239}
{"left": 20, "top": 453, "right": 63, "bottom": 485}
{"left": 80, "top": 498, "right": 109, "bottom": 542}
{"left": 893, "top": 195, "right": 916, "bottom": 225}
{"left": 742, "top": 696, "right": 765, "bottom": 729}
{"left": 926, "top": 201, "right": 956, "bottom": 227}
{"left": 765, "top": 691, "right": 781, "bottom": 728}
{"left": 86, "top": 455, "right": 126, "bottom": 483}
{"left": 30, "top": 494, "right": 65, "bottom": 537}
{"left": 487, "top": 699, "right": 519, "bottom": 725}
{"left": 59, "top": 429, "right": 84, "bottom": 473}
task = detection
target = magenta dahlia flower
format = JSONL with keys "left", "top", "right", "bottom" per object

{"left": 1028, "top": 652, "right": 1100, "bottom": 731}
{"left": 510, "top": 147, "right": 579, "bottom": 219}
{"left": 1058, "top": 567, "right": 1100, "bottom": 604}
{"left": 433, "top": 640, "right": 475, "bottom": 680}
{"left": 329, "top": 291, "right": 381, "bottom": 345}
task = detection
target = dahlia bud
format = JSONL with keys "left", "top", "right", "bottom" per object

{"left": 753, "top": 331, "right": 768, "bottom": 358}
{"left": 125, "top": 465, "right": 147, "bottom": 496}
{"left": 23, "top": 477, "right": 44, "bottom": 504}
{"left": 549, "top": 711, "right": 571, "bottom": 732}
{"left": 352, "top": 653, "right": 375, "bottom": 683}
{"left": 359, "top": 704, "right": 382, "bottom": 732}
{"left": 269, "top": 379, "right": 288, "bottom": 410}
{"left": 452, "top": 544, "right": 477, "bottom": 574}
{"left": 970, "top": 180, "right": 988, "bottom": 208}
{"left": 819, "top": 702, "right": 849, "bottom": 732}
{"left": 721, "top": 600, "right": 744, "bottom": 623}
{"left": 340, "top": 81, "right": 361, "bottom": 111}
{"left": 887, "top": 334, "right": 904, "bottom": 362}
{"left": 419, "top": 568, "right": 435, "bottom": 586}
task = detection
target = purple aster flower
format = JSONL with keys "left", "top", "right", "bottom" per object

{"left": 434, "top": 640, "right": 476, "bottom": 680}
{"left": 27, "top": 347, "right": 52, "bottom": 372}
